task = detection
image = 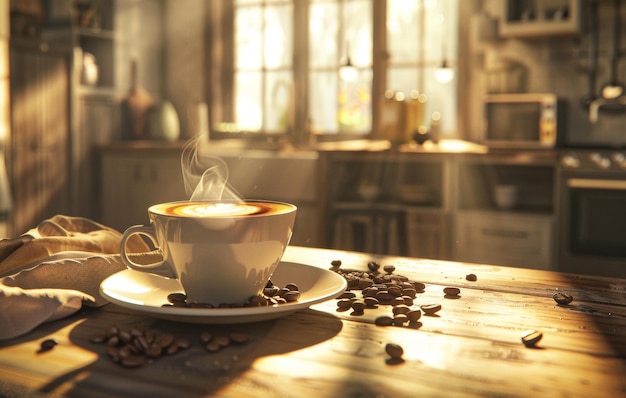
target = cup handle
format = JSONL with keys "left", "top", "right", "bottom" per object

{"left": 120, "top": 225, "right": 176, "bottom": 278}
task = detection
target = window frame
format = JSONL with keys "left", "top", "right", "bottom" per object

{"left": 206, "top": 0, "right": 456, "bottom": 143}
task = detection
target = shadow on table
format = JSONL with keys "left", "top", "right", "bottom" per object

{"left": 36, "top": 305, "right": 343, "bottom": 397}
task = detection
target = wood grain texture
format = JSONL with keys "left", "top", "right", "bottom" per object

{"left": 0, "top": 246, "right": 624, "bottom": 397}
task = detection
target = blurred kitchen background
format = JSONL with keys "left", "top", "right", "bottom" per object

{"left": 2, "top": 0, "right": 626, "bottom": 278}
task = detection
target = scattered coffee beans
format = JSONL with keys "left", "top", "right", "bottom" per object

{"left": 163, "top": 280, "right": 300, "bottom": 309}
{"left": 202, "top": 332, "right": 250, "bottom": 353}
{"left": 553, "top": 292, "right": 573, "bottom": 305}
{"left": 521, "top": 330, "right": 543, "bottom": 347}
{"left": 91, "top": 325, "right": 191, "bottom": 367}
{"left": 465, "top": 273, "right": 477, "bottom": 282}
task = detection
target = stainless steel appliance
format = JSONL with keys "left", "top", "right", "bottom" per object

{"left": 482, "top": 93, "right": 564, "bottom": 149}
{"left": 558, "top": 149, "right": 626, "bottom": 278}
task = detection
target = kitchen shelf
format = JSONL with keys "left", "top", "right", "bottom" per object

{"left": 499, "top": 0, "right": 581, "bottom": 38}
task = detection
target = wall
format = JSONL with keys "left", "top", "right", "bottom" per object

{"left": 461, "top": 0, "right": 626, "bottom": 147}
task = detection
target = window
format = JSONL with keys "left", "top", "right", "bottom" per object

{"left": 211, "top": 0, "right": 458, "bottom": 141}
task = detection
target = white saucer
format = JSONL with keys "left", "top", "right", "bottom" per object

{"left": 100, "top": 261, "right": 347, "bottom": 324}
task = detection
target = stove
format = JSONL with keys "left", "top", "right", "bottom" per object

{"left": 557, "top": 149, "right": 626, "bottom": 278}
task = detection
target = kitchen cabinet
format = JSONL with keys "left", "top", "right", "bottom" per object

{"left": 452, "top": 154, "right": 557, "bottom": 269}
{"left": 324, "top": 152, "right": 451, "bottom": 258}
{"left": 454, "top": 211, "right": 555, "bottom": 270}
{"left": 499, "top": 0, "right": 581, "bottom": 38}
{"left": 100, "top": 147, "right": 185, "bottom": 232}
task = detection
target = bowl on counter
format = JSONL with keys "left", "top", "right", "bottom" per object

{"left": 493, "top": 184, "right": 518, "bottom": 210}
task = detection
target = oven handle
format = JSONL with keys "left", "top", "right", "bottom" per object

{"left": 567, "top": 178, "right": 626, "bottom": 190}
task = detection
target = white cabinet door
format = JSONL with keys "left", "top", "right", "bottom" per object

{"left": 454, "top": 212, "right": 555, "bottom": 270}
{"left": 101, "top": 153, "right": 186, "bottom": 232}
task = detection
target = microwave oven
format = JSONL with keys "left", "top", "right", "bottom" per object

{"left": 482, "top": 93, "right": 564, "bottom": 149}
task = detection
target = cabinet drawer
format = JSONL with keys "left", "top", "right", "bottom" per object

{"left": 454, "top": 213, "right": 555, "bottom": 269}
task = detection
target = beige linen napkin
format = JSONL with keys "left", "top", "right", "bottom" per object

{"left": 0, "top": 215, "right": 157, "bottom": 340}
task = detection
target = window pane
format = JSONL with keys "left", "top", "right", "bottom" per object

{"left": 387, "top": 0, "right": 419, "bottom": 63}
{"left": 235, "top": 7, "right": 263, "bottom": 69}
{"left": 309, "top": 71, "right": 338, "bottom": 133}
{"left": 264, "top": 5, "right": 292, "bottom": 69}
{"left": 344, "top": 0, "right": 372, "bottom": 67}
{"left": 265, "top": 71, "right": 293, "bottom": 133}
{"left": 387, "top": 0, "right": 458, "bottom": 135}
{"left": 309, "top": 2, "right": 339, "bottom": 68}
{"left": 235, "top": 72, "right": 262, "bottom": 131}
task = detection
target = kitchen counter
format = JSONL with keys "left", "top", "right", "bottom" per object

{"left": 0, "top": 246, "right": 624, "bottom": 397}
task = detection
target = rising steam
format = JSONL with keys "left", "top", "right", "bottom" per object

{"left": 181, "top": 136, "right": 243, "bottom": 202}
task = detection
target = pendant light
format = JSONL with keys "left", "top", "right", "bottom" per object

{"left": 340, "top": 39, "right": 358, "bottom": 81}
{"left": 434, "top": 2, "right": 454, "bottom": 84}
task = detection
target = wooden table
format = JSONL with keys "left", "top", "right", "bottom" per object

{"left": 1, "top": 246, "right": 625, "bottom": 397}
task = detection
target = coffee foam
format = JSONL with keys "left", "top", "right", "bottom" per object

{"left": 151, "top": 201, "right": 293, "bottom": 218}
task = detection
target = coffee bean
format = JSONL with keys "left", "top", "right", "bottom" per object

{"left": 362, "top": 287, "right": 378, "bottom": 297}
{"left": 39, "top": 339, "right": 57, "bottom": 353}
{"left": 351, "top": 301, "right": 366, "bottom": 313}
{"left": 146, "top": 344, "right": 163, "bottom": 358}
{"left": 283, "top": 290, "right": 301, "bottom": 302}
{"left": 339, "top": 291, "right": 357, "bottom": 300}
{"left": 285, "top": 282, "right": 299, "bottom": 292}
{"left": 230, "top": 333, "right": 250, "bottom": 344}
{"left": 364, "top": 297, "right": 379, "bottom": 307}
{"left": 367, "top": 262, "right": 380, "bottom": 272}
{"left": 165, "top": 344, "right": 179, "bottom": 355}
{"left": 175, "top": 338, "right": 191, "bottom": 349}
{"left": 376, "top": 291, "right": 395, "bottom": 302}
{"left": 465, "top": 273, "right": 477, "bottom": 281}
{"left": 420, "top": 303, "right": 442, "bottom": 315}
{"left": 391, "top": 297, "right": 405, "bottom": 306}
{"left": 156, "top": 333, "right": 174, "bottom": 348}
{"left": 392, "top": 305, "right": 410, "bottom": 315}
{"left": 331, "top": 259, "right": 342, "bottom": 268}
{"left": 121, "top": 355, "right": 147, "bottom": 368}
{"left": 263, "top": 286, "right": 280, "bottom": 296}
{"left": 90, "top": 334, "right": 106, "bottom": 344}
{"left": 401, "top": 296, "right": 414, "bottom": 306}
{"left": 387, "top": 285, "right": 402, "bottom": 297}
{"left": 375, "top": 316, "right": 394, "bottom": 326}
{"left": 392, "top": 314, "right": 408, "bottom": 326}
{"left": 205, "top": 341, "right": 221, "bottom": 352}
{"left": 383, "top": 265, "right": 396, "bottom": 274}
{"left": 213, "top": 335, "right": 231, "bottom": 347}
{"left": 200, "top": 331, "right": 213, "bottom": 343}
{"left": 406, "top": 309, "right": 422, "bottom": 322}
{"left": 167, "top": 292, "right": 187, "bottom": 303}
{"left": 553, "top": 292, "right": 573, "bottom": 305}
{"left": 385, "top": 343, "right": 404, "bottom": 359}
{"left": 443, "top": 287, "right": 460, "bottom": 296}
{"left": 119, "top": 330, "right": 132, "bottom": 344}
{"left": 412, "top": 282, "right": 426, "bottom": 292}
{"left": 521, "top": 330, "right": 543, "bottom": 347}
{"left": 337, "top": 298, "right": 354, "bottom": 310}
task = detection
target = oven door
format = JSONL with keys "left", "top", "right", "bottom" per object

{"left": 559, "top": 177, "right": 626, "bottom": 278}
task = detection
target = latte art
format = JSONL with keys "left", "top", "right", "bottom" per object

{"left": 151, "top": 201, "right": 294, "bottom": 218}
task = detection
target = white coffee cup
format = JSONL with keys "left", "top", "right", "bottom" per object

{"left": 120, "top": 200, "right": 297, "bottom": 305}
